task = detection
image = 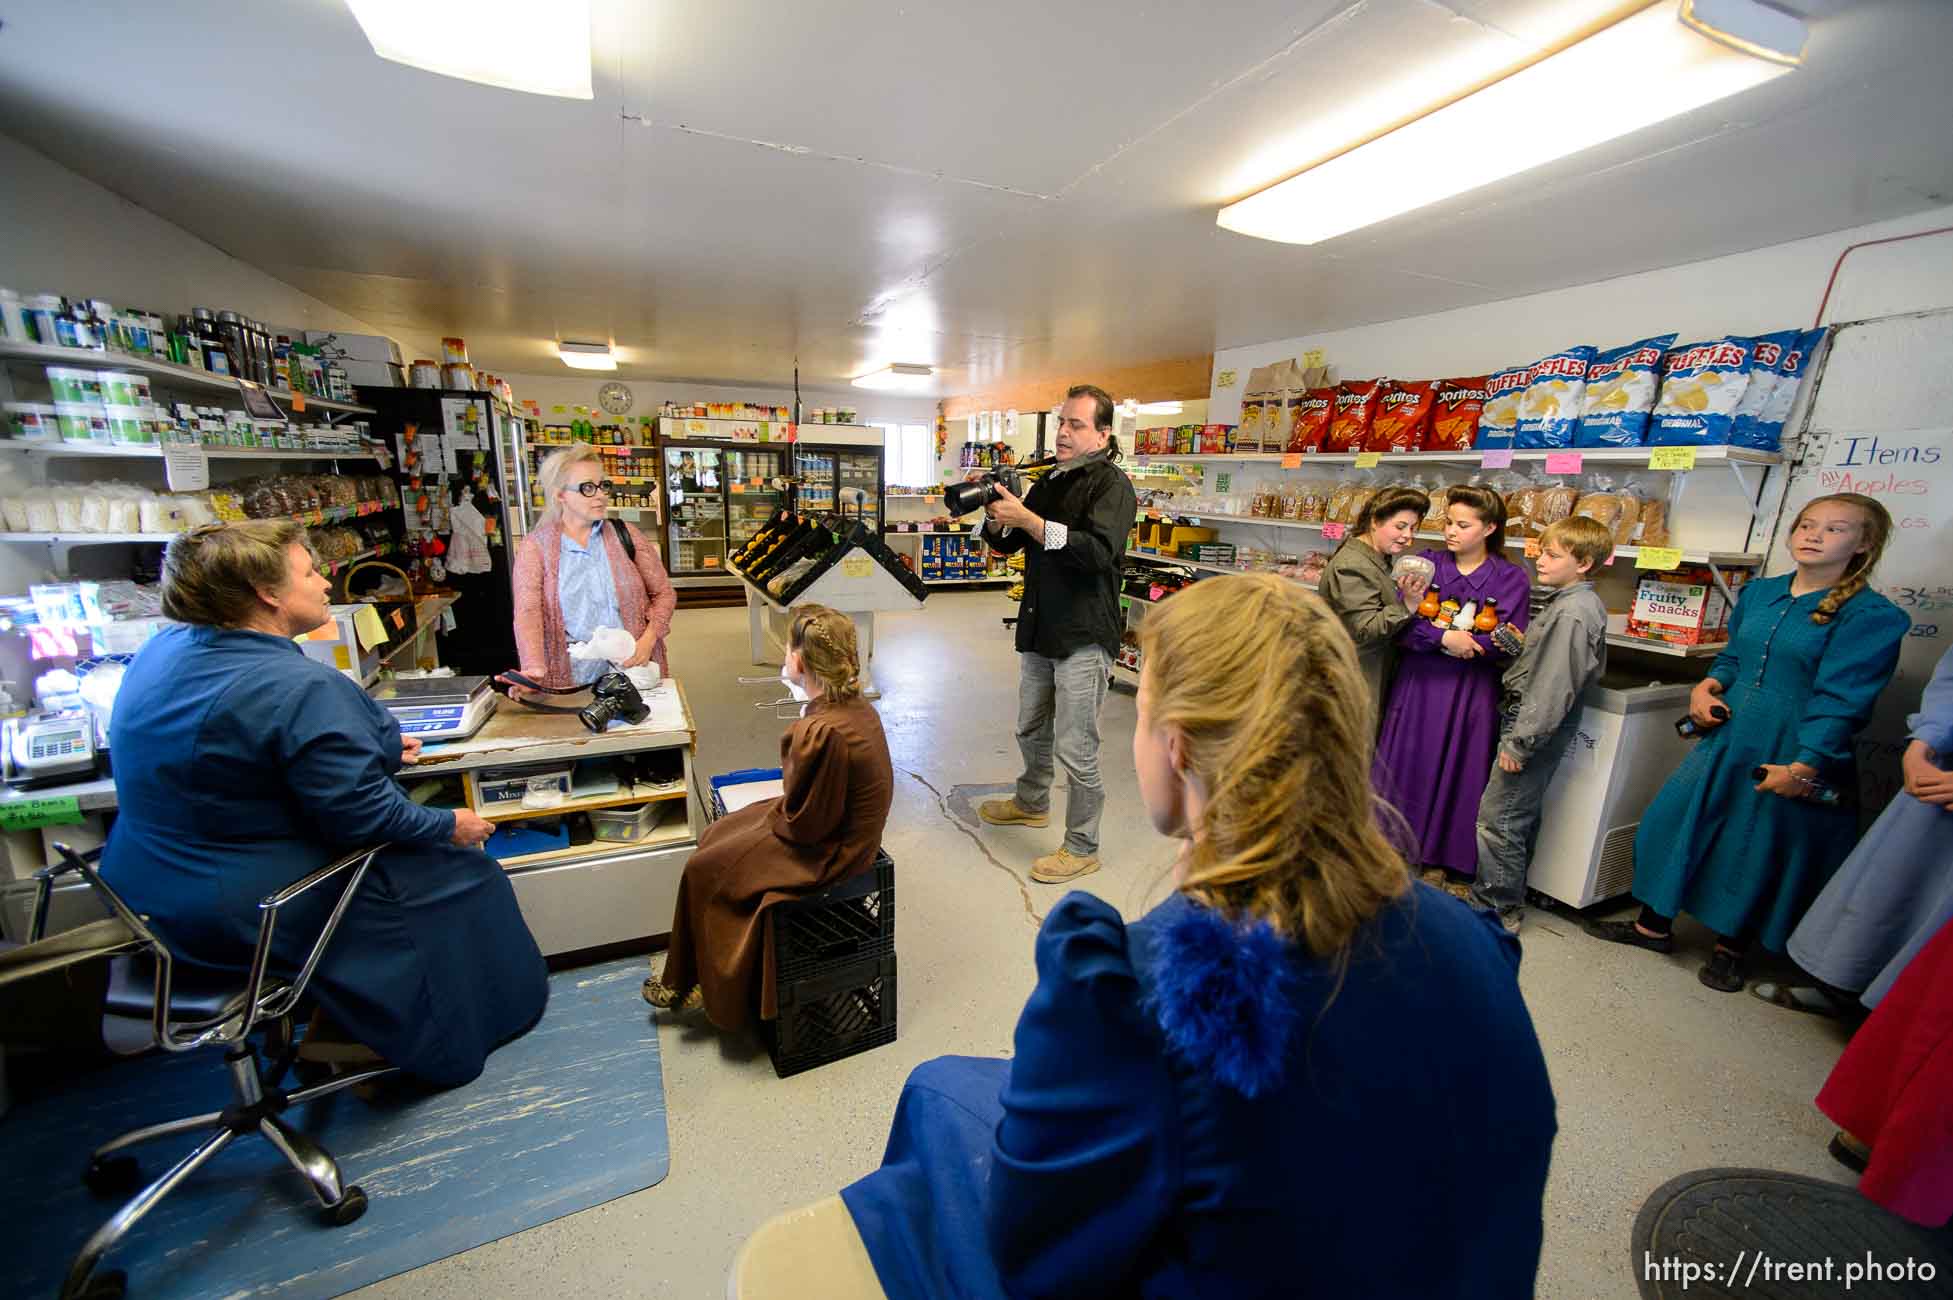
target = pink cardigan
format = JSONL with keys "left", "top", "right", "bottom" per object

{"left": 513, "top": 517, "right": 677, "bottom": 688}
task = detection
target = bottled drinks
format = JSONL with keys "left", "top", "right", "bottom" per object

{"left": 1417, "top": 586, "right": 1442, "bottom": 621}
{"left": 1475, "top": 598, "right": 1499, "bottom": 632}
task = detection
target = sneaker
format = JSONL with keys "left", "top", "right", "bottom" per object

{"left": 1583, "top": 918, "right": 1674, "bottom": 954}
{"left": 979, "top": 798, "right": 1050, "bottom": 828}
{"left": 1031, "top": 849, "right": 1101, "bottom": 883}
{"left": 641, "top": 977, "right": 703, "bottom": 1011}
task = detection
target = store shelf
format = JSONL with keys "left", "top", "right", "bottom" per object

{"left": 479, "top": 782, "right": 689, "bottom": 825}
{"left": 526, "top": 442, "right": 656, "bottom": 454}
{"left": 0, "top": 339, "right": 377, "bottom": 415}
{"left": 887, "top": 527, "right": 981, "bottom": 537}
{"left": 495, "top": 813, "right": 693, "bottom": 869}
{"left": 0, "top": 503, "right": 395, "bottom": 549}
{"left": 0, "top": 441, "right": 378, "bottom": 461}
{"left": 357, "top": 595, "right": 460, "bottom": 686}
{"left": 1134, "top": 446, "right": 1781, "bottom": 470}
{"left": 921, "top": 575, "right": 1011, "bottom": 586}
{"left": 1606, "top": 635, "right": 1723, "bottom": 658}
{"left": 1126, "top": 551, "right": 1320, "bottom": 589}
{"left": 1138, "top": 511, "right": 1762, "bottom": 568}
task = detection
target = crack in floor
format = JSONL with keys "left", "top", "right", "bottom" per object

{"left": 904, "top": 769, "right": 1044, "bottom": 928}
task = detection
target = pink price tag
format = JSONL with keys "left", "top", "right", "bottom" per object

{"left": 1544, "top": 451, "right": 1584, "bottom": 475}
{"left": 1321, "top": 522, "right": 1347, "bottom": 541}
{"left": 1480, "top": 449, "right": 1514, "bottom": 470}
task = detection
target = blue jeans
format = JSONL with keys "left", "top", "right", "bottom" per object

{"left": 1014, "top": 646, "right": 1111, "bottom": 856}
{"left": 1471, "top": 706, "right": 1579, "bottom": 915}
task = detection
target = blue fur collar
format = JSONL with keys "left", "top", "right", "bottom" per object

{"left": 1142, "top": 898, "right": 1300, "bottom": 1099}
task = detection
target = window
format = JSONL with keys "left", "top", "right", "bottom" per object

{"left": 879, "top": 422, "right": 934, "bottom": 488}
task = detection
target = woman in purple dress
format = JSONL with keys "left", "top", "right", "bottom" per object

{"left": 1374, "top": 484, "right": 1530, "bottom": 884}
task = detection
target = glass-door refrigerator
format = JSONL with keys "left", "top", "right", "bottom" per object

{"left": 661, "top": 441, "right": 792, "bottom": 581}
{"left": 792, "top": 438, "right": 885, "bottom": 533}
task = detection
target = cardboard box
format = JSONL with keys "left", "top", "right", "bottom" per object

{"left": 304, "top": 331, "right": 405, "bottom": 367}
{"left": 1626, "top": 567, "right": 1745, "bottom": 645}
{"left": 297, "top": 603, "right": 382, "bottom": 681}
{"left": 340, "top": 360, "right": 406, "bottom": 388}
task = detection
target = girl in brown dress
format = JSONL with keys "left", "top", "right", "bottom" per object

{"left": 643, "top": 605, "right": 894, "bottom": 1030}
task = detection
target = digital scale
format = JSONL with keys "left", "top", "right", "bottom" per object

{"left": 368, "top": 675, "right": 497, "bottom": 741}
{"left": 3, "top": 711, "right": 99, "bottom": 786}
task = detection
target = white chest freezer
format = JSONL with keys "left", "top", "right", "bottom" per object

{"left": 1526, "top": 674, "right": 1698, "bottom": 909}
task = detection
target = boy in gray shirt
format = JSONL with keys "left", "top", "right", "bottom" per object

{"left": 1472, "top": 515, "right": 1613, "bottom": 932}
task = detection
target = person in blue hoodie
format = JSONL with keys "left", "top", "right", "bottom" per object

{"left": 840, "top": 573, "right": 1557, "bottom": 1299}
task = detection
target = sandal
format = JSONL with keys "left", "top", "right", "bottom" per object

{"left": 1750, "top": 981, "right": 1843, "bottom": 1018}
{"left": 1697, "top": 948, "right": 1745, "bottom": 993}
{"left": 1828, "top": 1131, "right": 1870, "bottom": 1175}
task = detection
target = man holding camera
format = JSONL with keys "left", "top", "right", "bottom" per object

{"left": 975, "top": 384, "right": 1137, "bottom": 883}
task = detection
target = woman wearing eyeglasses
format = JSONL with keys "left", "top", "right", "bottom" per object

{"left": 511, "top": 445, "right": 677, "bottom": 695}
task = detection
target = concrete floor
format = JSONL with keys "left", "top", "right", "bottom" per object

{"left": 349, "top": 591, "right": 1860, "bottom": 1300}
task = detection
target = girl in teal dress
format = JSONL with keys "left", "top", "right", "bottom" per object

{"left": 1587, "top": 494, "right": 1909, "bottom": 991}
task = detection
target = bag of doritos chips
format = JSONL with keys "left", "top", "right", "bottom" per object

{"left": 1323, "top": 379, "right": 1381, "bottom": 453}
{"left": 1574, "top": 333, "right": 1675, "bottom": 448}
{"left": 1367, "top": 379, "right": 1439, "bottom": 453}
{"left": 1426, "top": 377, "right": 1487, "bottom": 452}
{"left": 1287, "top": 386, "right": 1335, "bottom": 453}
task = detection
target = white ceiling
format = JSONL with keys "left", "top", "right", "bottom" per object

{"left": 1, "top": 0, "right": 1948, "bottom": 395}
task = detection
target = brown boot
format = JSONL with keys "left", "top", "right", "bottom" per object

{"left": 642, "top": 976, "right": 703, "bottom": 1011}
{"left": 1031, "top": 849, "right": 1101, "bottom": 884}
{"left": 979, "top": 798, "right": 1050, "bottom": 828}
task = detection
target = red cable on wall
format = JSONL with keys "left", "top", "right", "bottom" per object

{"left": 1812, "top": 225, "right": 1953, "bottom": 329}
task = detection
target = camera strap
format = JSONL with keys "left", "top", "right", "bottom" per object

{"left": 491, "top": 671, "right": 593, "bottom": 715}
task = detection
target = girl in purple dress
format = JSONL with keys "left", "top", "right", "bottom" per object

{"left": 1374, "top": 485, "right": 1532, "bottom": 882}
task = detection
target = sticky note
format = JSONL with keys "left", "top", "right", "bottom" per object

{"left": 1354, "top": 452, "right": 1382, "bottom": 469}
{"left": 1524, "top": 537, "right": 1542, "bottom": 558}
{"left": 1281, "top": 453, "right": 1302, "bottom": 469}
{"left": 1636, "top": 546, "right": 1685, "bottom": 571}
{"left": 1321, "top": 522, "right": 1347, "bottom": 541}
{"left": 1303, "top": 349, "right": 1326, "bottom": 368}
{"left": 291, "top": 393, "right": 306, "bottom": 412}
{"left": 0, "top": 795, "right": 83, "bottom": 831}
{"left": 1480, "top": 449, "right": 1514, "bottom": 470}
{"left": 1544, "top": 451, "right": 1583, "bottom": 475}
{"left": 1649, "top": 446, "right": 1697, "bottom": 471}
{"left": 353, "top": 604, "right": 387, "bottom": 650}
{"left": 552, "top": 405, "right": 566, "bottom": 414}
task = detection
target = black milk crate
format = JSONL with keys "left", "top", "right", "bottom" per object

{"left": 773, "top": 849, "right": 896, "bottom": 984}
{"left": 765, "top": 951, "right": 898, "bottom": 1078}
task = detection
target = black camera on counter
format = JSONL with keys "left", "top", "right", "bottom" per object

{"left": 580, "top": 672, "right": 650, "bottom": 733}
{"left": 943, "top": 466, "right": 1026, "bottom": 517}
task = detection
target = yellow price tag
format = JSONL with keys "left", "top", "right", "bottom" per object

{"left": 1648, "top": 446, "right": 1697, "bottom": 471}
{"left": 1636, "top": 546, "right": 1685, "bottom": 571}
{"left": 1281, "top": 452, "right": 1302, "bottom": 469}
{"left": 551, "top": 405, "right": 566, "bottom": 414}
{"left": 1354, "top": 451, "right": 1382, "bottom": 469}
{"left": 1303, "top": 348, "right": 1326, "bottom": 368}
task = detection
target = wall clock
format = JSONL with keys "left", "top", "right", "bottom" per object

{"left": 598, "top": 382, "right": 635, "bottom": 415}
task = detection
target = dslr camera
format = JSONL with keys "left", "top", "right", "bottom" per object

{"left": 943, "top": 465, "right": 1027, "bottom": 517}
{"left": 579, "top": 671, "right": 651, "bottom": 733}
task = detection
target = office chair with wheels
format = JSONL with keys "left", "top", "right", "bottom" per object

{"left": 22, "top": 842, "right": 396, "bottom": 1300}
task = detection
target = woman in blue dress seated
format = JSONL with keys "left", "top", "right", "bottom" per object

{"left": 840, "top": 573, "right": 1557, "bottom": 1299}
{"left": 102, "top": 521, "right": 548, "bottom": 1088}
{"left": 1587, "top": 493, "right": 1910, "bottom": 993}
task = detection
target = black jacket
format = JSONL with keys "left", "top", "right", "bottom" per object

{"left": 981, "top": 453, "right": 1136, "bottom": 659}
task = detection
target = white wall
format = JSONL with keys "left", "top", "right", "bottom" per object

{"left": 0, "top": 132, "right": 432, "bottom": 357}
{"left": 496, "top": 371, "right": 937, "bottom": 430}
{"left": 1208, "top": 205, "right": 1953, "bottom": 422}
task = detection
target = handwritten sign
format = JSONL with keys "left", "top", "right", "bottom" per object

{"left": 1281, "top": 453, "right": 1303, "bottom": 469}
{"left": 1543, "top": 451, "right": 1584, "bottom": 475}
{"left": 1354, "top": 452, "right": 1382, "bottom": 469}
{"left": 1480, "top": 449, "right": 1514, "bottom": 470}
{"left": 1216, "top": 370, "right": 1237, "bottom": 389}
{"left": 1648, "top": 446, "right": 1697, "bottom": 471}
{"left": 841, "top": 553, "right": 873, "bottom": 578}
{"left": 1321, "top": 522, "right": 1347, "bottom": 541}
{"left": 0, "top": 795, "right": 83, "bottom": 831}
{"left": 552, "top": 405, "right": 566, "bottom": 414}
{"left": 1523, "top": 537, "right": 1541, "bottom": 558}
{"left": 1303, "top": 349, "right": 1326, "bottom": 368}
{"left": 1635, "top": 546, "right": 1685, "bottom": 571}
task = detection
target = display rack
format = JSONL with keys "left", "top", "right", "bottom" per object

{"left": 0, "top": 339, "right": 377, "bottom": 419}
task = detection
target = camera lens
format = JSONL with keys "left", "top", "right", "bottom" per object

{"left": 943, "top": 478, "right": 995, "bottom": 517}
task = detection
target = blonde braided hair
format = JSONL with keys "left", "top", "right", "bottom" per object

{"left": 1137, "top": 573, "right": 1410, "bottom": 958}
{"left": 789, "top": 603, "right": 863, "bottom": 702}
{"left": 1792, "top": 493, "right": 1892, "bottom": 625}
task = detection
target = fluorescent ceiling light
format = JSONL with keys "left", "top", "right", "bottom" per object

{"left": 1136, "top": 401, "right": 1185, "bottom": 415}
{"left": 558, "top": 341, "right": 616, "bottom": 371}
{"left": 852, "top": 363, "right": 934, "bottom": 393}
{"left": 346, "top": 0, "right": 594, "bottom": 100}
{"left": 1217, "top": 0, "right": 1803, "bottom": 246}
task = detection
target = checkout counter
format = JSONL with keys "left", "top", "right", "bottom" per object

{"left": 2, "top": 674, "right": 705, "bottom": 963}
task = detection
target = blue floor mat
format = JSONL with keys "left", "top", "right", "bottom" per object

{"left": 0, "top": 958, "right": 668, "bottom": 1298}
